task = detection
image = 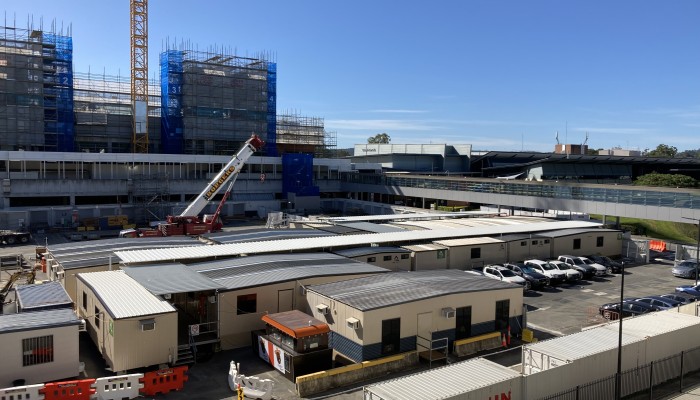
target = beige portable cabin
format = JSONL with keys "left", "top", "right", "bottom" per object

{"left": 401, "top": 243, "right": 449, "bottom": 271}
{"left": 306, "top": 270, "right": 523, "bottom": 362}
{"left": 535, "top": 228, "right": 622, "bottom": 258}
{"left": 333, "top": 246, "right": 412, "bottom": 271}
{"left": 498, "top": 234, "right": 552, "bottom": 262}
{"left": 432, "top": 237, "right": 506, "bottom": 270}
{"left": 186, "top": 253, "right": 389, "bottom": 350}
{"left": 76, "top": 271, "right": 178, "bottom": 372}
{"left": 0, "top": 309, "right": 82, "bottom": 387}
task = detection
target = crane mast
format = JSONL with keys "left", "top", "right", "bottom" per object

{"left": 130, "top": 0, "right": 149, "bottom": 153}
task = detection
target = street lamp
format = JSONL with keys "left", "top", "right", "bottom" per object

{"left": 681, "top": 217, "right": 700, "bottom": 287}
{"left": 615, "top": 261, "right": 625, "bottom": 400}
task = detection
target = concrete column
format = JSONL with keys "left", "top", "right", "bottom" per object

{"left": 615, "top": 216, "right": 620, "bottom": 229}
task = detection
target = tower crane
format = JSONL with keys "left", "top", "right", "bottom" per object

{"left": 130, "top": 0, "right": 149, "bottom": 153}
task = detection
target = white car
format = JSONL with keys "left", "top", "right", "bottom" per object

{"left": 577, "top": 256, "right": 609, "bottom": 276}
{"left": 523, "top": 259, "right": 568, "bottom": 284}
{"left": 547, "top": 260, "right": 582, "bottom": 282}
{"left": 482, "top": 265, "right": 527, "bottom": 289}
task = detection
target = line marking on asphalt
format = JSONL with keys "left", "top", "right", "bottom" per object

{"left": 531, "top": 306, "right": 550, "bottom": 312}
{"left": 607, "top": 295, "right": 619, "bottom": 299}
{"left": 594, "top": 292, "right": 608, "bottom": 296}
{"left": 580, "top": 289, "right": 594, "bottom": 293}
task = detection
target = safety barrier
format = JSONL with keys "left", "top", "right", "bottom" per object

{"left": 40, "top": 379, "right": 96, "bottom": 400}
{"left": 0, "top": 383, "right": 45, "bottom": 400}
{"left": 650, "top": 240, "right": 667, "bottom": 252}
{"left": 139, "top": 366, "right": 188, "bottom": 396}
{"left": 93, "top": 374, "right": 143, "bottom": 400}
{"left": 228, "top": 361, "right": 273, "bottom": 400}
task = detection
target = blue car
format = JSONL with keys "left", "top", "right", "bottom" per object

{"left": 675, "top": 284, "right": 700, "bottom": 298}
{"left": 634, "top": 296, "right": 682, "bottom": 310}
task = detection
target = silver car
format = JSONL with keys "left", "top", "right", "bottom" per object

{"left": 672, "top": 260, "right": 699, "bottom": 279}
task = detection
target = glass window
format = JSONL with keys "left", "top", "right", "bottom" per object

{"left": 367, "top": 257, "right": 376, "bottom": 262}
{"left": 381, "top": 318, "right": 401, "bottom": 355}
{"left": 471, "top": 248, "right": 481, "bottom": 259}
{"left": 82, "top": 291, "right": 87, "bottom": 310}
{"left": 400, "top": 254, "right": 410, "bottom": 259}
{"left": 383, "top": 255, "right": 392, "bottom": 261}
{"left": 22, "top": 335, "right": 54, "bottom": 366}
{"left": 94, "top": 306, "right": 100, "bottom": 328}
{"left": 437, "top": 250, "right": 446, "bottom": 259}
{"left": 237, "top": 294, "right": 257, "bottom": 315}
{"left": 573, "top": 238, "right": 581, "bottom": 250}
{"left": 596, "top": 236, "right": 604, "bottom": 247}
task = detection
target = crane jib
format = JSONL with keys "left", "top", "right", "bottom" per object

{"left": 204, "top": 165, "right": 237, "bottom": 200}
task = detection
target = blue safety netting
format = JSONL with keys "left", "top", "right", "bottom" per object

{"left": 160, "top": 50, "right": 184, "bottom": 154}
{"left": 282, "top": 153, "right": 319, "bottom": 197}
{"left": 42, "top": 33, "right": 74, "bottom": 151}
{"left": 265, "top": 62, "right": 277, "bottom": 156}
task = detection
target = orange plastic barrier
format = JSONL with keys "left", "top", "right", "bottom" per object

{"left": 650, "top": 240, "right": 667, "bottom": 252}
{"left": 139, "top": 366, "right": 188, "bottom": 396}
{"left": 40, "top": 379, "right": 96, "bottom": 400}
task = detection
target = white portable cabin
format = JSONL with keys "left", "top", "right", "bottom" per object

{"left": 401, "top": 243, "right": 449, "bottom": 271}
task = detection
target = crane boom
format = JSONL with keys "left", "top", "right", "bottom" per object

{"left": 179, "top": 134, "right": 265, "bottom": 217}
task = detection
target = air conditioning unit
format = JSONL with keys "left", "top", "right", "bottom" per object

{"left": 208, "top": 295, "right": 217, "bottom": 304}
{"left": 441, "top": 307, "right": 456, "bottom": 319}
{"left": 78, "top": 319, "right": 87, "bottom": 332}
{"left": 316, "top": 304, "right": 329, "bottom": 315}
{"left": 163, "top": 293, "right": 172, "bottom": 300}
{"left": 56, "top": 271, "right": 65, "bottom": 280}
{"left": 346, "top": 317, "right": 360, "bottom": 329}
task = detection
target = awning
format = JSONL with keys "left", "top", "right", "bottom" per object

{"left": 262, "top": 310, "right": 330, "bottom": 339}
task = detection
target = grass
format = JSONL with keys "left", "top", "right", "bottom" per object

{"left": 591, "top": 214, "right": 698, "bottom": 244}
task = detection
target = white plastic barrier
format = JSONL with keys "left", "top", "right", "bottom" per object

{"left": 228, "top": 361, "right": 274, "bottom": 400}
{"left": 0, "top": 383, "right": 45, "bottom": 400}
{"left": 92, "top": 373, "right": 143, "bottom": 400}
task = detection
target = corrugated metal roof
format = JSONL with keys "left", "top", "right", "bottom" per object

{"left": 202, "top": 228, "right": 336, "bottom": 244}
{"left": 433, "top": 236, "right": 504, "bottom": 247}
{"left": 116, "top": 221, "right": 601, "bottom": 264}
{"left": 307, "top": 270, "right": 518, "bottom": 311}
{"left": 16, "top": 282, "right": 73, "bottom": 311}
{"left": 337, "top": 222, "right": 406, "bottom": 233}
{"left": 122, "top": 263, "right": 224, "bottom": 295}
{"left": 303, "top": 224, "right": 363, "bottom": 235}
{"left": 188, "top": 253, "right": 388, "bottom": 291}
{"left": 523, "top": 310, "right": 700, "bottom": 364}
{"left": 333, "top": 247, "right": 410, "bottom": 258}
{"left": 0, "top": 309, "right": 81, "bottom": 334}
{"left": 365, "top": 357, "right": 520, "bottom": 400}
{"left": 318, "top": 211, "right": 499, "bottom": 223}
{"left": 77, "top": 271, "right": 176, "bottom": 319}
{"left": 401, "top": 243, "right": 447, "bottom": 252}
{"left": 535, "top": 228, "right": 619, "bottom": 238}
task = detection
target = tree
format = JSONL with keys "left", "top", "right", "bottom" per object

{"left": 645, "top": 144, "right": 678, "bottom": 158}
{"left": 367, "top": 133, "right": 391, "bottom": 144}
{"left": 634, "top": 172, "right": 697, "bottom": 188}
{"left": 677, "top": 148, "right": 700, "bottom": 159}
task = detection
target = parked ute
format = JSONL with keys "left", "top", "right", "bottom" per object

{"left": 482, "top": 265, "right": 527, "bottom": 289}
{"left": 587, "top": 255, "right": 623, "bottom": 273}
{"left": 503, "top": 262, "right": 550, "bottom": 290}
{"left": 546, "top": 260, "right": 582, "bottom": 282}
{"left": 523, "top": 259, "right": 567, "bottom": 284}
{"left": 557, "top": 255, "right": 605, "bottom": 278}
{"left": 672, "top": 260, "right": 699, "bottom": 279}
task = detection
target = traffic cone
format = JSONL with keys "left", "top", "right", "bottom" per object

{"left": 502, "top": 333, "right": 507, "bottom": 348}
{"left": 507, "top": 326, "right": 512, "bottom": 345}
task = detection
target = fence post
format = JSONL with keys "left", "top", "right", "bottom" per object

{"left": 575, "top": 385, "right": 579, "bottom": 400}
{"left": 649, "top": 361, "right": 653, "bottom": 400}
{"left": 680, "top": 351, "right": 685, "bottom": 393}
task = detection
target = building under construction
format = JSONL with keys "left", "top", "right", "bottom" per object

{"left": 0, "top": 24, "right": 335, "bottom": 156}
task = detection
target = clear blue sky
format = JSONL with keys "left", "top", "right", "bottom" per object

{"left": 5, "top": 1, "right": 700, "bottom": 152}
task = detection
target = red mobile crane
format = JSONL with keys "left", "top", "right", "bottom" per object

{"left": 120, "top": 134, "right": 265, "bottom": 237}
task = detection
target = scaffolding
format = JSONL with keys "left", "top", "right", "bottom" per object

{"left": 0, "top": 24, "right": 73, "bottom": 151}
{"left": 130, "top": 173, "right": 171, "bottom": 223}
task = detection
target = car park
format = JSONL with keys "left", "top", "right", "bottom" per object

{"left": 675, "top": 284, "right": 700, "bottom": 298}
{"left": 558, "top": 255, "right": 605, "bottom": 277}
{"left": 672, "top": 260, "right": 699, "bottom": 279}
{"left": 578, "top": 256, "right": 610, "bottom": 275}
{"left": 482, "top": 265, "right": 527, "bottom": 289}
{"left": 660, "top": 292, "right": 698, "bottom": 305}
{"left": 587, "top": 255, "right": 623, "bottom": 273}
{"left": 547, "top": 260, "right": 582, "bottom": 282}
{"left": 599, "top": 300, "right": 662, "bottom": 319}
{"left": 523, "top": 259, "right": 568, "bottom": 284}
{"left": 633, "top": 295, "right": 682, "bottom": 310}
{"left": 503, "top": 262, "right": 550, "bottom": 290}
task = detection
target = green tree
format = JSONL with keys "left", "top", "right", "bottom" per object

{"left": 645, "top": 144, "right": 678, "bottom": 158}
{"left": 367, "top": 133, "right": 391, "bottom": 144}
{"left": 634, "top": 172, "right": 697, "bottom": 188}
{"left": 677, "top": 148, "right": 700, "bottom": 159}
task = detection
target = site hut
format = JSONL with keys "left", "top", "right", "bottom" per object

{"left": 185, "top": 252, "right": 390, "bottom": 350}
{"left": 201, "top": 227, "right": 338, "bottom": 244}
{"left": 305, "top": 270, "right": 524, "bottom": 363}
{"left": 43, "top": 236, "right": 204, "bottom": 302}
{"left": 76, "top": 271, "right": 178, "bottom": 373}
{"left": 432, "top": 237, "right": 506, "bottom": 270}
{"left": 14, "top": 281, "right": 73, "bottom": 313}
{"left": 333, "top": 246, "right": 412, "bottom": 271}
{"left": 534, "top": 228, "right": 622, "bottom": 258}
{"left": 400, "top": 243, "right": 449, "bottom": 271}
{"left": 0, "top": 308, "right": 83, "bottom": 387}
{"left": 497, "top": 233, "right": 552, "bottom": 262}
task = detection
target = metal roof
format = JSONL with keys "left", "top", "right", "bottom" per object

{"left": 535, "top": 228, "right": 619, "bottom": 238}
{"left": 0, "top": 309, "right": 82, "bottom": 334}
{"left": 188, "top": 253, "right": 388, "bottom": 291}
{"left": 333, "top": 246, "right": 410, "bottom": 258}
{"left": 317, "top": 211, "right": 499, "bottom": 223}
{"left": 303, "top": 224, "right": 363, "bottom": 235}
{"left": 307, "top": 270, "right": 519, "bottom": 311}
{"left": 121, "top": 263, "right": 224, "bottom": 295}
{"left": 202, "top": 228, "right": 336, "bottom": 244}
{"left": 336, "top": 222, "right": 405, "bottom": 233}
{"left": 401, "top": 243, "right": 447, "bottom": 252}
{"left": 365, "top": 357, "right": 520, "bottom": 400}
{"left": 433, "top": 236, "right": 504, "bottom": 247}
{"left": 77, "top": 271, "right": 176, "bottom": 319}
{"left": 116, "top": 220, "right": 602, "bottom": 264}
{"left": 16, "top": 282, "right": 73, "bottom": 311}
{"left": 523, "top": 310, "right": 700, "bottom": 365}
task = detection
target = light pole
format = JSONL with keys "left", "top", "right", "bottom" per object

{"left": 615, "top": 261, "right": 625, "bottom": 400}
{"left": 681, "top": 217, "right": 700, "bottom": 287}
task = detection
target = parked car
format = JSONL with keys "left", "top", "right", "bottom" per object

{"left": 599, "top": 300, "right": 662, "bottom": 319}
{"left": 547, "top": 260, "right": 582, "bottom": 282}
{"left": 675, "top": 284, "right": 700, "bottom": 298}
{"left": 672, "top": 260, "right": 699, "bottom": 279}
{"left": 633, "top": 295, "right": 682, "bottom": 310}
{"left": 523, "top": 259, "right": 568, "bottom": 285}
{"left": 482, "top": 265, "right": 527, "bottom": 289}
{"left": 586, "top": 255, "right": 623, "bottom": 273}
{"left": 660, "top": 293, "right": 698, "bottom": 305}
{"left": 503, "top": 262, "right": 550, "bottom": 290}
{"left": 578, "top": 256, "right": 610, "bottom": 275}
{"left": 558, "top": 255, "right": 605, "bottom": 277}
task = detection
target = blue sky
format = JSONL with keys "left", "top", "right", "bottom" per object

{"left": 5, "top": 1, "right": 700, "bottom": 152}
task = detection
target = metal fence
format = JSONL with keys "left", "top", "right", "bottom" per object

{"left": 541, "top": 346, "right": 700, "bottom": 399}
